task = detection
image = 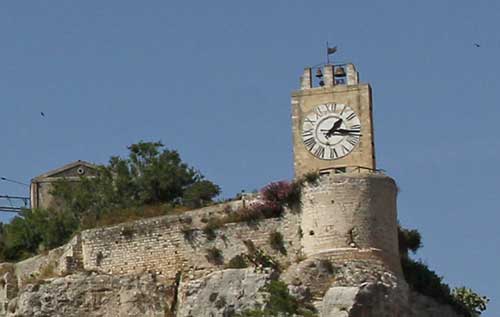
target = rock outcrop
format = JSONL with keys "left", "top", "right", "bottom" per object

{"left": 5, "top": 272, "right": 171, "bottom": 317}
{"left": 319, "top": 282, "right": 461, "bottom": 317}
{"left": 176, "top": 268, "right": 273, "bottom": 317}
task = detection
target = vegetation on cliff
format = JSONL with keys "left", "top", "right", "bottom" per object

{"left": 0, "top": 141, "right": 220, "bottom": 262}
{"left": 237, "top": 280, "right": 316, "bottom": 317}
{"left": 399, "top": 226, "right": 489, "bottom": 316}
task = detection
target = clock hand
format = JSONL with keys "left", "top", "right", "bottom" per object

{"left": 324, "top": 119, "right": 343, "bottom": 139}
{"left": 336, "top": 128, "right": 360, "bottom": 134}
{"left": 321, "top": 128, "right": 360, "bottom": 133}
{"left": 333, "top": 131, "right": 362, "bottom": 137}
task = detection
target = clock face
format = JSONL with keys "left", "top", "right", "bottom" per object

{"left": 302, "top": 104, "right": 361, "bottom": 160}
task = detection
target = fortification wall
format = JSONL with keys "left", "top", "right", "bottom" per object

{"left": 18, "top": 173, "right": 403, "bottom": 283}
{"left": 78, "top": 203, "right": 301, "bottom": 281}
{"left": 300, "top": 173, "right": 400, "bottom": 272}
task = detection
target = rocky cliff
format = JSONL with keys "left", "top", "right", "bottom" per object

{"left": 2, "top": 267, "right": 462, "bottom": 317}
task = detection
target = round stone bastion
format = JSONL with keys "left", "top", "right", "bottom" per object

{"left": 300, "top": 172, "right": 401, "bottom": 274}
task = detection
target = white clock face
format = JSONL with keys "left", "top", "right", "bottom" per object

{"left": 302, "top": 104, "right": 361, "bottom": 160}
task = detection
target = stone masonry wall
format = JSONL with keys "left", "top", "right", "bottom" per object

{"left": 79, "top": 202, "right": 301, "bottom": 282}
{"left": 300, "top": 173, "right": 400, "bottom": 274}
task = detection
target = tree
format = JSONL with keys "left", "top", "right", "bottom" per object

{"left": 183, "top": 180, "right": 221, "bottom": 208}
{"left": 51, "top": 140, "right": 220, "bottom": 220}
{"left": 0, "top": 208, "right": 78, "bottom": 261}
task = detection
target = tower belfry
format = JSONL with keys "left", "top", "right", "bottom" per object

{"left": 291, "top": 63, "right": 376, "bottom": 178}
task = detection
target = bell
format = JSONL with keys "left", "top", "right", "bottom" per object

{"left": 334, "top": 67, "right": 346, "bottom": 77}
{"left": 315, "top": 68, "right": 323, "bottom": 78}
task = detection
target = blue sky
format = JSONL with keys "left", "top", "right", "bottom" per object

{"left": 0, "top": 1, "right": 498, "bottom": 314}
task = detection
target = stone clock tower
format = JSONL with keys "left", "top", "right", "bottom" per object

{"left": 291, "top": 64, "right": 375, "bottom": 178}
{"left": 293, "top": 63, "right": 402, "bottom": 275}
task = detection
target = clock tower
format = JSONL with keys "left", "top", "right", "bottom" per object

{"left": 293, "top": 62, "right": 402, "bottom": 275}
{"left": 291, "top": 63, "right": 376, "bottom": 178}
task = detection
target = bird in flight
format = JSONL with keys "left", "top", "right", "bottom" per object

{"left": 474, "top": 43, "right": 481, "bottom": 48}
{"left": 40, "top": 112, "right": 45, "bottom": 117}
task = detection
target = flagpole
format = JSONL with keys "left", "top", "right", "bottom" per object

{"left": 326, "top": 41, "right": 329, "bottom": 64}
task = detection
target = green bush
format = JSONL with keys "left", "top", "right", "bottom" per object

{"left": 183, "top": 180, "right": 221, "bottom": 208}
{"left": 0, "top": 208, "right": 78, "bottom": 262}
{"left": 452, "top": 287, "right": 489, "bottom": 317}
{"left": 268, "top": 231, "right": 286, "bottom": 255}
{"left": 226, "top": 254, "right": 248, "bottom": 269}
{"left": 398, "top": 225, "right": 422, "bottom": 257}
{"left": 243, "top": 240, "right": 257, "bottom": 254}
{"left": 121, "top": 226, "right": 135, "bottom": 239}
{"left": 238, "top": 280, "right": 317, "bottom": 317}
{"left": 205, "top": 247, "right": 223, "bottom": 265}
{"left": 401, "top": 257, "right": 451, "bottom": 301}
{"left": 318, "top": 259, "right": 335, "bottom": 275}
{"left": 243, "top": 241, "right": 280, "bottom": 271}
{"left": 214, "top": 296, "right": 226, "bottom": 309}
{"left": 302, "top": 171, "right": 320, "bottom": 185}
{"left": 263, "top": 280, "right": 298, "bottom": 314}
{"left": 202, "top": 217, "right": 223, "bottom": 240}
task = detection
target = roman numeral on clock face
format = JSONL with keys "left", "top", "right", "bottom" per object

{"left": 302, "top": 129, "right": 313, "bottom": 137}
{"left": 346, "top": 136, "right": 359, "bottom": 146}
{"left": 341, "top": 145, "right": 350, "bottom": 155}
{"left": 346, "top": 112, "right": 356, "bottom": 121}
{"left": 303, "top": 137, "right": 316, "bottom": 150}
{"left": 326, "top": 104, "right": 336, "bottom": 112}
{"left": 315, "top": 105, "right": 327, "bottom": 117}
{"left": 313, "top": 146, "right": 325, "bottom": 158}
{"left": 349, "top": 124, "right": 361, "bottom": 130}
{"left": 330, "top": 147, "right": 338, "bottom": 159}
{"left": 339, "top": 104, "right": 346, "bottom": 115}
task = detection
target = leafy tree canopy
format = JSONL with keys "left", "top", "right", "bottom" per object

{"left": 52, "top": 141, "right": 220, "bottom": 218}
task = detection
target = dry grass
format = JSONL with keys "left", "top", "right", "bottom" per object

{"left": 81, "top": 204, "right": 190, "bottom": 229}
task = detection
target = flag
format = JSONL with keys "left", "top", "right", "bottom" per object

{"left": 327, "top": 46, "right": 337, "bottom": 55}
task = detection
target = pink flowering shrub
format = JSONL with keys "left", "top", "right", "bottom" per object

{"left": 261, "top": 181, "right": 301, "bottom": 208}
{"left": 198, "top": 180, "right": 302, "bottom": 239}
{"left": 250, "top": 201, "right": 284, "bottom": 218}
